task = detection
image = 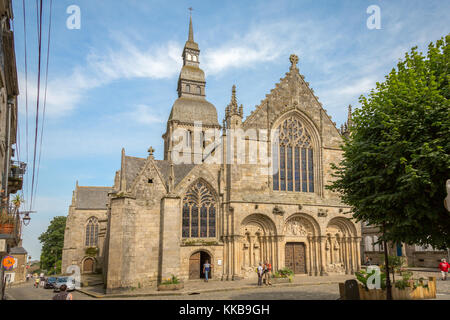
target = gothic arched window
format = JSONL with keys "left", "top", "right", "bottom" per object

{"left": 182, "top": 180, "right": 216, "bottom": 238}
{"left": 272, "top": 116, "right": 315, "bottom": 192}
{"left": 85, "top": 217, "right": 99, "bottom": 247}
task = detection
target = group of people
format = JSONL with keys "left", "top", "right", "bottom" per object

{"left": 201, "top": 259, "right": 273, "bottom": 286}
{"left": 28, "top": 273, "right": 46, "bottom": 288}
{"left": 257, "top": 261, "right": 272, "bottom": 286}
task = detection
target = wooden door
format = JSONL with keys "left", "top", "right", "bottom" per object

{"left": 83, "top": 258, "right": 94, "bottom": 273}
{"left": 189, "top": 252, "right": 201, "bottom": 279}
{"left": 285, "top": 243, "right": 306, "bottom": 274}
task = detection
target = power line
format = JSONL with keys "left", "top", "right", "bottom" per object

{"left": 22, "top": 0, "right": 29, "bottom": 206}
{"left": 34, "top": 0, "right": 53, "bottom": 203}
{"left": 29, "top": 0, "right": 43, "bottom": 211}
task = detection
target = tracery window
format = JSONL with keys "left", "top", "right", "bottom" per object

{"left": 182, "top": 180, "right": 216, "bottom": 238}
{"left": 273, "top": 116, "right": 315, "bottom": 192}
{"left": 85, "top": 217, "right": 99, "bottom": 247}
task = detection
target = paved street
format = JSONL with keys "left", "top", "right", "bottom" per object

{"left": 122, "top": 284, "right": 341, "bottom": 300}
{"left": 5, "top": 282, "right": 95, "bottom": 300}
{"left": 5, "top": 269, "right": 450, "bottom": 300}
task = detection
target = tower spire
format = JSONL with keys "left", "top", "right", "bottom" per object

{"left": 188, "top": 8, "right": 194, "bottom": 42}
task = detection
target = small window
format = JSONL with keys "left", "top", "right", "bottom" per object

{"left": 148, "top": 179, "right": 153, "bottom": 184}
{"left": 186, "top": 84, "right": 190, "bottom": 93}
{"left": 193, "top": 55, "right": 197, "bottom": 62}
{"left": 187, "top": 53, "right": 192, "bottom": 60}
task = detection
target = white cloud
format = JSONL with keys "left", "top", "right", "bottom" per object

{"left": 113, "top": 104, "right": 165, "bottom": 125}
{"left": 18, "top": 38, "right": 183, "bottom": 118}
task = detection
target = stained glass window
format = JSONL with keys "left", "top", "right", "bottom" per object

{"left": 280, "top": 146, "right": 286, "bottom": 191}
{"left": 200, "top": 205, "right": 208, "bottom": 237}
{"left": 272, "top": 116, "right": 315, "bottom": 193}
{"left": 85, "top": 217, "right": 99, "bottom": 247}
{"left": 308, "top": 148, "right": 314, "bottom": 192}
{"left": 182, "top": 203, "right": 190, "bottom": 237}
{"left": 209, "top": 207, "right": 216, "bottom": 237}
{"left": 182, "top": 180, "right": 217, "bottom": 238}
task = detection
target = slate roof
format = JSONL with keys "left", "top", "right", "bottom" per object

{"left": 154, "top": 160, "right": 196, "bottom": 187}
{"left": 122, "top": 156, "right": 195, "bottom": 189}
{"left": 10, "top": 246, "right": 27, "bottom": 255}
{"left": 124, "top": 156, "right": 146, "bottom": 187}
{"left": 76, "top": 186, "right": 112, "bottom": 210}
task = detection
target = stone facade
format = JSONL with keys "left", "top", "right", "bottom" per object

{"left": 4, "top": 246, "right": 27, "bottom": 284}
{"left": 62, "top": 183, "right": 111, "bottom": 274}
{"left": 63, "top": 18, "right": 362, "bottom": 293}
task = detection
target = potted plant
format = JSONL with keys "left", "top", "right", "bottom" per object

{"left": 0, "top": 213, "right": 15, "bottom": 234}
{"left": 271, "top": 267, "right": 294, "bottom": 283}
{"left": 157, "top": 275, "right": 184, "bottom": 291}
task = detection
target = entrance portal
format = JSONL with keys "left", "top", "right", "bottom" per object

{"left": 189, "top": 251, "right": 212, "bottom": 279}
{"left": 285, "top": 242, "right": 306, "bottom": 274}
{"left": 83, "top": 258, "right": 94, "bottom": 273}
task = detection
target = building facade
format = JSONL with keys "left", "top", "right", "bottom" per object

{"left": 63, "top": 17, "right": 362, "bottom": 292}
{"left": 0, "top": 0, "right": 26, "bottom": 298}
{"left": 361, "top": 222, "right": 449, "bottom": 268}
{"left": 62, "top": 183, "right": 111, "bottom": 274}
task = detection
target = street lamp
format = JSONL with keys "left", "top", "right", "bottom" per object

{"left": 22, "top": 212, "right": 31, "bottom": 226}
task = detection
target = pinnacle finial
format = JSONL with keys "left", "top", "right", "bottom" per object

{"left": 289, "top": 54, "right": 299, "bottom": 69}
{"left": 148, "top": 146, "right": 155, "bottom": 157}
{"left": 188, "top": 8, "right": 194, "bottom": 42}
{"left": 231, "top": 85, "right": 237, "bottom": 103}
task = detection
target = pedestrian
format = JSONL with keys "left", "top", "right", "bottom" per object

{"left": 26, "top": 274, "right": 30, "bottom": 282}
{"left": 365, "top": 256, "right": 371, "bottom": 266}
{"left": 257, "top": 262, "right": 263, "bottom": 286}
{"left": 264, "top": 261, "right": 272, "bottom": 286}
{"left": 34, "top": 277, "right": 40, "bottom": 288}
{"left": 203, "top": 260, "right": 212, "bottom": 282}
{"left": 439, "top": 258, "right": 450, "bottom": 280}
{"left": 52, "top": 284, "right": 73, "bottom": 300}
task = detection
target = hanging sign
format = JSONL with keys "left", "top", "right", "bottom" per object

{"left": 2, "top": 256, "right": 15, "bottom": 270}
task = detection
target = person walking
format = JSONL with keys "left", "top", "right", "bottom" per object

{"left": 257, "top": 262, "right": 263, "bottom": 286}
{"left": 263, "top": 261, "right": 272, "bottom": 286}
{"left": 439, "top": 258, "right": 450, "bottom": 280}
{"left": 34, "top": 277, "right": 40, "bottom": 288}
{"left": 203, "top": 260, "right": 212, "bottom": 282}
{"left": 52, "top": 284, "right": 73, "bottom": 300}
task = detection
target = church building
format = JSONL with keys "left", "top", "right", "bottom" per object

{"left": 62, "top": 17, "right": 361, "bottom": 292}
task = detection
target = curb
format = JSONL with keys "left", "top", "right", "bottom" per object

{"left": 77, "top": 279, "right": 349, "bottom": 299}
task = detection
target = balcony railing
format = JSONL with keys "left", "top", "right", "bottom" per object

{"left": 0, "top": 203, "right": 21, "bottom": 246}
{"left": 8, "top": 160, "right": 26, "bottom": 194}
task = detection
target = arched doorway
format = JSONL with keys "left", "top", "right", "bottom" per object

{"left": 285, "top": 242, "right": 307, "bottom": 274}
{"left": 189, "top": 251, "right": 211, "bottom": 279}
{"left": 83, "top": 258, "right": 94, "bottom": 273}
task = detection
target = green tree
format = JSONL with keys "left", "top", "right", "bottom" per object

{"left": 38, "top": 216, "right": 66, "bottom": 275}
{"left": 328, "top": 36, "right": 450, "bottom": 298}
{"left": 329, "top": 35, "right": 450, "bottom": 249}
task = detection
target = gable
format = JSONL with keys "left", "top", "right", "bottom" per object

{"left": 243, "top": 57, "right": 343, "bottom": 149}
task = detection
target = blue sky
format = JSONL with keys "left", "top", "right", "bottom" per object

{"left": 11, "top": 0, "right": 450, "bottom": 260}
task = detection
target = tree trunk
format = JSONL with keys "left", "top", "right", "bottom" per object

{"left": 383, "top": 238, "right": 393, "bottom": 300}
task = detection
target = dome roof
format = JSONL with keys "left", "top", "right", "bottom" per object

{"left": 179, "top": 65, "right": 205, "bottom": 82}
{"left": 169, "top": 96, "right": 219, "bottom": 127}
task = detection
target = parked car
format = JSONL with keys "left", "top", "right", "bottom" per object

{"left": 44, "top": 277, "right": 57, "bottom": 289}
{"left": 53, "top": 276, "right": 76, "bottom": 292}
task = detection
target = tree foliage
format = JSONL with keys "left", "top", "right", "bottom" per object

{"left": 38, "top": 216, "right": 66, "bottom": 274}
{"left": 328, "top": 35, "right": 450, "bottom": 249}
